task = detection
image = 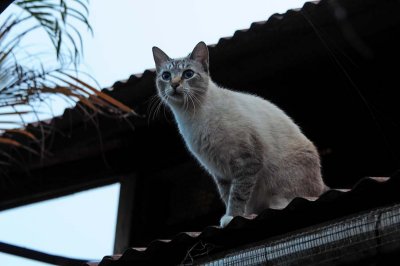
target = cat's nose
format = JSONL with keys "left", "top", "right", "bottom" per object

{"left": 171, "top": 77, "right": 181, "bottom": 90}
{"left": 171, "top": 82, "right": 179, "bottom": 90}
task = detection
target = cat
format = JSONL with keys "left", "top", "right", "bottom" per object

{"left": 152, "top": 42, "right": 327, "bottom": 227}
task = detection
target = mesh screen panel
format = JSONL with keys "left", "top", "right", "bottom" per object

{"left": 200, "top": 204, "right": 400, "bottom": 266}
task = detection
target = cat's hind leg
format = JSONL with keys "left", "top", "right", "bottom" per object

{"left": 268, "top": 195, "right": 291, "bottom": 210}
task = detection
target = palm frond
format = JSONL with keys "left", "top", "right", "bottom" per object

{"left": 14, "top": 0, "right": 92, "bottom": 65}
{"left": 0, "top": 7, "right": 136, "bottom": 166}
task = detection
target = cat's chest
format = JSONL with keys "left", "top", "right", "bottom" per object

{"left": 177, "top": 113, "right": 237, "bottom": 168}
{"left": 177, "top": 118, "right": 211, "bottom": 152}
{"left": 177, "top": 114, "right": 224, "bottom": 158}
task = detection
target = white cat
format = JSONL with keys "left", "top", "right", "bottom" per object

{"left": 152, "top": 42, "right": 327, "bottom": 227}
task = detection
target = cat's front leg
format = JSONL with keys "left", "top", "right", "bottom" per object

{"left": 220, "top": 178, "right": 257, "bottom": 227}
{"left": 219, "top": 153, "right": 262, "bottom": 227}
{"left": 214, "top": 177, "right": 231, "bottom": 207}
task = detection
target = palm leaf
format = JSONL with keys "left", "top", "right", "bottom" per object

{"left": 0, "top": 137, "right": 21, "bottom": 146}
{"left": 0, "top": 6, "right": 136, "bottom": 166}
{"left": 56, "top": 71, "right": 137, "bottom": 115}
{"left": 4, "top": 129, "right": 37, "bottom": 140}
{"left": 14, "top": 0, "right": 93, "bottom": 65}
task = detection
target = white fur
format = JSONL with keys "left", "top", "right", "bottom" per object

{"left": 153, "top": 43, "right": 326, "bottom": 227}
{"left": 173, "top": 81, "right": 309, "bottom": 179}
{"left": 170, "top": 81, "right": 325, "bottom": 227}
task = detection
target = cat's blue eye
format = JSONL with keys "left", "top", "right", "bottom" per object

{"left": 161, "top": 71, "right": 171, "bottom": 81}
{"left": 182, "top": 69, "right": 194, "bottom": 79}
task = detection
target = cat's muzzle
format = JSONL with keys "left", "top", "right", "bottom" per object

{"left": 165, "top": 87, "right": 184, "bottom": 102}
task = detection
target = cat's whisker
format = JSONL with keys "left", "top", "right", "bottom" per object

{"left": 153, "top": 98, "right": 164, "bottom": 121}
{"left": 189, "top": 87, "right": 205, "bottom": 94}
{"left": 183, "top": 93, "right": 189, "bottom": 113}
{"left": 188, "top": 89, "right": 204, "bottom": 105}
{"left": 153, "top": 97, "right": 164, "bottom": 121}
{"left": 147, "top": 94, "right": 158, "bottom": 112}
{"left": 147, "top": 95, "right": 161, "bottom": 124}
{"left": 185, "top": 91, "right": 192, "bottom": 112}
{"left": 188, "top": 87, "right": 203, "bottom": 92}
{"left": 190, "top": 92, "right": 202, "bottom": 107}
{"left": 190, "top": 91, "right": 201, "bottom": 114}
{"left": 154, "top": 98, "right": 164, "bottom": 118}
{"left": 186, "top": 91, "right": 197, "bottom": 116}
{"left": 162, "top": 94, "right": 170, "bottom": 120}
{"left": 149, "top": 92, "right": 166, "bottom": 122}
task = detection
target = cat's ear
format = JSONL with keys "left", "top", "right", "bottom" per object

{"left": 152, "top": 46, "right": 170, "bottom": 71}
{"left": 190, "top": 41, "right": 209, "bottom": 73}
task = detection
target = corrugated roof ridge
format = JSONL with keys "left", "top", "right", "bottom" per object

{"left": 101, "top": 0, "right": 321, "bottom": 96}
{"left": 94, "top": 176, "right": 396, "bottom": 266}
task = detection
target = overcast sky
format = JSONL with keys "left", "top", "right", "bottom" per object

{"left": 0, "top": 1, "right": 308, "bottom": 265}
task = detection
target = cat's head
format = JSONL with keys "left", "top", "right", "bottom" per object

{"left": 152, "top": 42, "right": 210, "bottom": 107}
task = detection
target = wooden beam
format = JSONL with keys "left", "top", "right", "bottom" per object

{"left": 0, "top": 241, "right": 89, "bottom": 266}
{"left": 0, "top": 174, "right": 118, "bottom": 211}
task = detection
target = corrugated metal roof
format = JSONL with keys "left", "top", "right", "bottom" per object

{"left": 199, "top": 203, "right": 400, "bottom": 265}
{"left": 1, "top": 0, "right": 400, "bottom": 228}
{"left": 88, "top": 175, "right": 400, "bottom": 266}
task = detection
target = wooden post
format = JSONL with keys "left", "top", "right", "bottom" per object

{"left": 114, "top": 174, "right": 136, "bottom": 254}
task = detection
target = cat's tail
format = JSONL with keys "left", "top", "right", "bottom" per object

{"left": 323, "top": 177, "right": 390, "bottom": 194}
{"left": 323, "top": 185, "right": 350, "bottom": 193}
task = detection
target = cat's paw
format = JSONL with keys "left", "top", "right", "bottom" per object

{"left": 220, "top": 215, "right": 234, "bottom": 228}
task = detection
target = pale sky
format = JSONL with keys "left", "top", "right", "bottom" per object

{"left": 0, "top": 1, "right": 309, "bottom": 265}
